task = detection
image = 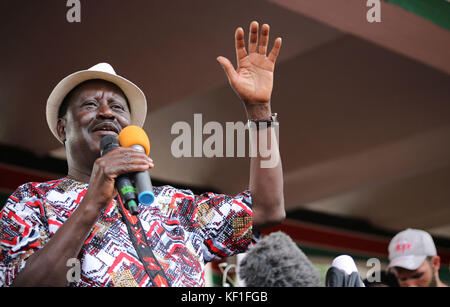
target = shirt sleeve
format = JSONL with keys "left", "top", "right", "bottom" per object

{"left": 0, "top": 183, "right": 50, "bottom": 287}
{"left": 178, "top": 189, "right": 260, "bottom": 263}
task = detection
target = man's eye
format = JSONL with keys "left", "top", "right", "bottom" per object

{"left": 111, "top": 103, "right": 125, "bottom": 111}
{"left": 83, "top": 100, "right": 97, "bottom": 107}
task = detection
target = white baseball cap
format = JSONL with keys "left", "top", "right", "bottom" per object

{"left": 46, "top": 63, "right": 147, "bottom": 143}
{"left": 388, "top": 228, "right": 437, "bottom": 271}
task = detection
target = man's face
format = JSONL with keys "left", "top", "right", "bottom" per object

{"left": 58, "top": 79, "right": 131, "bottom": 166}
{"left": 394, "top": 258, "right": 437, "bottom": 287}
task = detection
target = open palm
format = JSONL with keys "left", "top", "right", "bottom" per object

{"left": 218, "top": 21, "right": 282, "bottom": 106}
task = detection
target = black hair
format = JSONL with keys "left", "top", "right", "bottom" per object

{"left": 58, "top": 86, "right": 76, "bottom": 119}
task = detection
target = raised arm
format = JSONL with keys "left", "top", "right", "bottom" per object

{"left": 217, "top": 21, "right": 285, "bottom": 230}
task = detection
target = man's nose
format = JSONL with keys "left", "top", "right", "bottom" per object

{"left": 97, "top": 102, "right": 115, "bottom": 118}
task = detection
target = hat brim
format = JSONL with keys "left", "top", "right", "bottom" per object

{"left": 388, "top": 255, "right": 427, "bottom": 271}
{"left": 46, "top": 69, "right": 147, "bottom": 143}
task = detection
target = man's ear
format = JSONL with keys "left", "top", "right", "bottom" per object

{"left": 57, "top": 117, "right": 67, "bottom": 144}
{"left": 431, "top": 256, "right": 441, "bottom": 271}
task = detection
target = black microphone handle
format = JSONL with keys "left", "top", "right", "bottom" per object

{"left": 100, "top": 135, "right": 119, "bottom": 156}
{"left": 115, "top": 175, "right": 139, "bottom": 215}
{"left": 100, "top": 135, "right": 139, "bottom": 215}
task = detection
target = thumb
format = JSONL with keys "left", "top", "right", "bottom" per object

{"left": 217, "top": 56, "right": 237, "bottom": 81}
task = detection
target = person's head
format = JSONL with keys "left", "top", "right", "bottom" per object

{"left": 46, "top": 63, "right": 148, "bottom": 172}
{"left": 392, "top": 256, "right": 441, "bottom": 287}
{"left": 56, "top": 79, "right": 131, "bottom": 168}
{"left": 388, "top": 229, "right": 444, "bottom": 287}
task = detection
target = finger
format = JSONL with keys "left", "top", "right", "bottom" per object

{"left": 268, "top": 37, "right": 282, "bottom": 63}
{"left": 258, "top": 24, "right": 270, "bottom": 55}
{"left": 106, "top": 162, "right": 151, "bottom": 178}
{"left": 116, "top": 147, "right": 152, "bottom": 160}
{"left": 112, "top": 154, "right": 152, "bottom": 173}
{"left": 235, "top": 27, "right": 247, "bottom": 62}
{"left": 248, "top": 21, "right": 259, "bottom": 53}
{"left": 103, "top": 148, "right": 153, "bottom": 169}
{"left": 217, "top": 56, "right": 238, "bottom": 81}
{"left": 96, "top": 158, "right": 150, "bottom": 181}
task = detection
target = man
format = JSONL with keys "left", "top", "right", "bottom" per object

{"left": 0, "top": 21, "right": 285, "bottom": 287}
{"left": 388, "top": 228, "right": 448, "bottom": 287}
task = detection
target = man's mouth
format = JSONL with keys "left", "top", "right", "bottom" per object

{"left": 91, "top": 122, "right": 120, "bottom": 135}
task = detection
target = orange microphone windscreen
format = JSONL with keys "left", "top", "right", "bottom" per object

{"left": 118, "top": 125, "right": 150, "bottom": 155}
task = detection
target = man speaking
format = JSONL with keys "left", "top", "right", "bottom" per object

{"left": 0, "top": 21, "right": 285, "bottom": 287}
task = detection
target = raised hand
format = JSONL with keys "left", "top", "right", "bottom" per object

{"left": 217, "top": 21, "right": 282, "bottom": 119}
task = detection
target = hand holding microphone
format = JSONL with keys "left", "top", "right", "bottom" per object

{"left": 100, "top": 125, "right": 155, "bottom": 215}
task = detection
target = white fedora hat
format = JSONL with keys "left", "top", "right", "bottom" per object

{"left": 46, "top": 62, "right": 147, "bottom": 142}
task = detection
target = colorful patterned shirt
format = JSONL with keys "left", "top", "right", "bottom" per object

{"left": 0, "top": 177, "right": 256, "bottom": 287}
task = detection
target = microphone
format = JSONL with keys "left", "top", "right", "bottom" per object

{"left": 100, "top": 135, "right": 139, "bottom": 215}
{"left": 118, "top": 125, "right": 155, "bottom": 205}
{"left": 325, "top": 255, "right": 365, "bottom": 287}
{"left": 238, "top": 231, "right": 322, "bottom": 287}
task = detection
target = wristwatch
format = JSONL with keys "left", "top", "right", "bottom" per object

{"left": 247, "top": 113, "right": 279, "bottom": 130}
